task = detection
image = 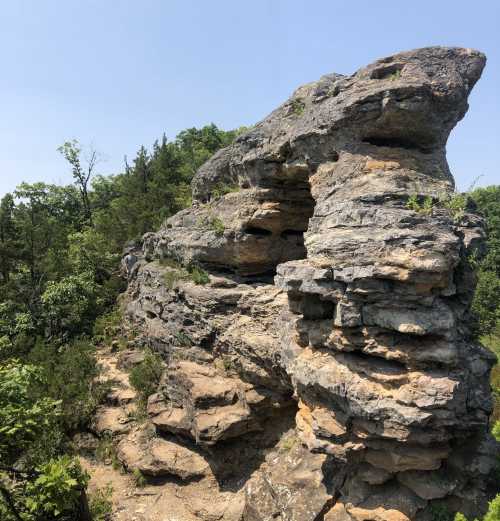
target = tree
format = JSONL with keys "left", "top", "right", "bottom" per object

{"left": 58, "top": 140, "right": 98, "bottom": 226}
{"left": 0, "top": 194, "right": 18, "bottom": 284}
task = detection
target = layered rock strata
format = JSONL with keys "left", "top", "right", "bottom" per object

{"left": 124, "top": 47, "right": 498, "bottom": 520}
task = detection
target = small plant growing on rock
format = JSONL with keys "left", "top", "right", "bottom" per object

{"left": 163, "top": 269, "right": 186, "bottom": 289}
{"left": 290, "top": 98, "right": 305, "bottom": 116}
{"left": 189, "top": 264, "right": 210, "bottom": 284}
{"left": 95, "top": 434, "right": 123, "bottom": 471}
{"left": 211, "top": 182, "right": 240, "bottom": 200}
{"left": 441, "top": 192, "right": 468, "bottom": 221}
{"left": 406, "top": 194, "right": 434, "bottom": 215}
{"left": 133, "top": 468, "right": 147, "bottom": 488}
{"left": 279, "top": 434, "right": 298, "bottom": 452}
{"left": 174, "top": 330, "right": 192, "bottom": 346}
{"left": 208, "top": 216, "right": 225, "bottom": 236}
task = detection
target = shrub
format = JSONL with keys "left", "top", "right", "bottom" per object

{"left": 0, "top": 360, "right": 61, "bottom": 462}
{"left": 29, "top": 338, "right": 110, "bottom": 432}
{"left": 174, "top": 330, "right": 192, "bottom": 346}
{"left": 129, "top": 350, "right": 164, "bottom": 403}
{"left": 429, "top": 504, "right": 453, "bottom": 521}
{"left": 24, "top": 456, "right": 89, "bottom": 520}
{"left": 484, "top": 495, "right": 500, "bottom": 521}
{"left": 93, "top": 307, "right": 123, "bottom": 345}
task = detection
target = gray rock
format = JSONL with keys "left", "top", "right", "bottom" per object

{"left": 122, "top": 47, "right": 498, "bottom": 520}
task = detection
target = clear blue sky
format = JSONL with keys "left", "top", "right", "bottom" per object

{"left": 0, "top": 0, "right": 498, "bottom": 197}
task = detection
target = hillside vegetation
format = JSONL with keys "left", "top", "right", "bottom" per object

{"left": 0, "top": 124, "right": 240, "bottom": 520}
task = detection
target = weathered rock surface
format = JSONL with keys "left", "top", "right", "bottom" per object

{"left": 123, "top": 47, "right": 498, "bottom": 520}
{"left": 117, "top": 427, "right": 211, "bottom": 480}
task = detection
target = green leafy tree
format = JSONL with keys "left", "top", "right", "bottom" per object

{"left": 58, "top": 140, "right": 98, "bottom": 226}
{"left": 0, "top": 194, "right": 18, "bottom": 284}
{"left": 41, "top": 274, "right": 101, "bottom": 338}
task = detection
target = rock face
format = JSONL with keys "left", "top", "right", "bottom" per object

{"left": 124, "top": 47, "right": 498, "bottom": 520}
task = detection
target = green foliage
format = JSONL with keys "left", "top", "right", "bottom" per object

{"left": 88, "top": 484, "right": 113, "bottom": 521}
{"left": 0, "top": 360, "right": 61, "bottom": 462}
{"left": 492, "top": 421, "right": 500, "bottom": 442}
{"left": 207, "top": 216, "right": 225, "bottom": 236}
{"left": 484, "top": 495, "right": 500, "bottom": 521}
{"left": 161, "top": 259, "right": 210, "bottom": 288}
{"left": 468, "top": 186, "right": 500, "bottom": 358}
{"left": 188, "top": 264, "right": 210, "bottom": 285}
{"left": 41, "top": 274, "right": 101, "bottom": 338}
{"left": 472, "top": 270, "right": 500, "bottom": 338}
{"left": 173, "top": 330, "right": 192, "bottom": 346}
{"left": 93, "top": 307, "right": 124, "bottom": 345}
{"left": 211, "top": 182, "right": 240, "bottom": 200}
{"left": 454, "top": 513, "right": 468, "bottom": 521}
{"left": 28, "top": 338, "right": 107, "bottom": 432}
{"left": 429, "top": 504, "right": 453, "bottom": 521}
{"left": 442, "top": 192, "right": 468, "bottom": 221}
{"left": 0, "top": 124, "right": 237, "bottom": 518}
{"left": 24, "top": 456, "right": 88, "bottom": 518}
{"left": 129, "top": 349, "right": 164, "bottom": 403}
{"left": 95, "top": 434, "right": 123, "bottom": 472}
{"left": 132, "top": 468, "right": 146, "bottom": 488}
{"left": 290, "top": 98, "right": 305, "bottom": 116}
{"left": 406, "top": 194, "right": 434, "bottom": 214}
{"left": 470, "top": 186, "right": 500, "bottom": 276}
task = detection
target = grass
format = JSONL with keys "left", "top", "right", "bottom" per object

{"left": 279, "top": 434, "right": 298, "bottom": 452}
{"left": 160, "top": 256, "right": 211, "bottom": 288}
{"left": 405, "top": 192, "right": 469, "bottom": 221}
{"left": 189, "top": 264, "right": 211, "bottom": 284}
{"left": 88, "top": 484, "right": 113, "bottom": 521}
{"left": 95, "top": 434, "right": 123, "bottom": 472}
{"left": 214, "top": 356, "right": 235, "bottom": 375}
{"left": 174, "top": 330, "right": 192, "bottom": 347}
{"left": 208, "top": 216, "right": 225, "bottom": 237}
{"left": 133, "top": 468, "right": 147, "bottom": 488}
{"left": 211, "top": 182, "right": 240, "bottom": 200}
{"left": 406, "top": 194, "right": 434, "bottom": 215}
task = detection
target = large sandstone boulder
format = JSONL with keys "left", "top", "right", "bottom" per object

{"left": 124, "top": 47, "right": 498, "bottom": 520}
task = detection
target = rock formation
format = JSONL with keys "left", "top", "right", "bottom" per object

{"left": 123, "top": 47, "right": 498, "bottom": 520}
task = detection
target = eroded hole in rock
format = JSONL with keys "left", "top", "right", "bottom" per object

{"left": 244, "top": 226, "right": 273, "bottom": 237}
{"left": 280, "top": 229, "right": 305, "bottom": 239}
{"left": 300, "top": 295, "right": 336, "bottom": 320}
{"left": 370, "top": 63, "right": 404, "bottom": 80}
{"left": 362, "top": 135, "right": 435, "bottom": 154}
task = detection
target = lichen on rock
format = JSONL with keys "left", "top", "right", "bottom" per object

{"left": 124, "top": 47, "right": 498, "bottom": 520}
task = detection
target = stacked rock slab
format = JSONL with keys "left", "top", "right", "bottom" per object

{"left": 125, "top": 47, "right": 498, "bottom": 520}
